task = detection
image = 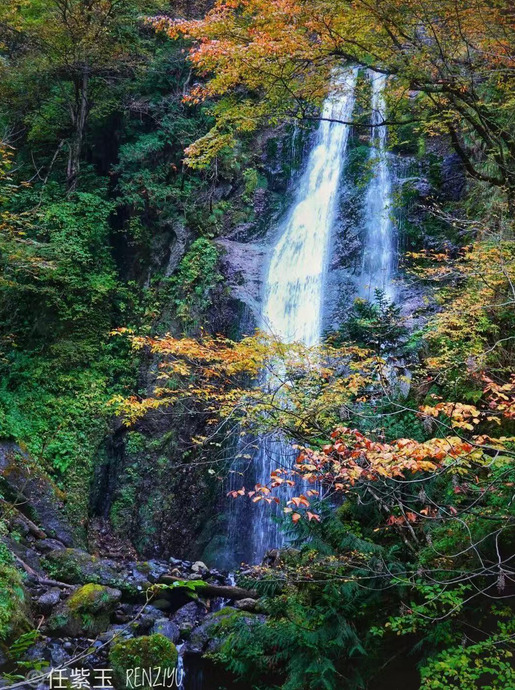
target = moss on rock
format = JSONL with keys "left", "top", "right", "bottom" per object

{"left": 48, "top": 583, "right": 121, "bottom": 636}
{"left": 109, "top": 634, "right": 178, "bottom": 689}
{"left": 42, "top": 548, "right": 150, "bottom": 597}
{"left": 0, "top": 543, "right": 32, "bottom": 642}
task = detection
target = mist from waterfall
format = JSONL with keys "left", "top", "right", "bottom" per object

{"left": 359, "top": 72, "right": 396, "bottom": 301}
{"left": 250, "top": 68, "right": 358, "bottom": 561}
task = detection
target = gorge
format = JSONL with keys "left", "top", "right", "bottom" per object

{"left": 1, "top": 2, "right": 514, "bottom": 689}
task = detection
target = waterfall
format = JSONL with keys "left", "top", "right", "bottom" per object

{"left": 250, "top": 68, "right": 358, "bottom": 561}
{"left": 359, "top": 72, "right": 396, "bottom": 301}
{"left": 262, "top": 69, "right": 358, "bottom": 345}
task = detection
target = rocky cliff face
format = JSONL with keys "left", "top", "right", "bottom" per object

{"left": 84, "top": 122, "right": 315, "bottom": 566}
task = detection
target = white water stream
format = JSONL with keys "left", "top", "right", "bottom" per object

{"left": 261, "top": 69, "right": 358, "bottom": 346}
{"left": 360, "top": 72, "right": 396, "bottom": 300}
{"left": 251, "top": 69, "right": 358, "bottom": 560}
{"left": 223, "top": 68, "right": 396, "bottom": 564}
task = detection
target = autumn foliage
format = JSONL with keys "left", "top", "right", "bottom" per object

{"left": 151, "top": 0, "right": 515, "bottom": 199}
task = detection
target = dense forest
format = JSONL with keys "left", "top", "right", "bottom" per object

{"left": 0, "top": 1, "right": 515, "bottom": 689}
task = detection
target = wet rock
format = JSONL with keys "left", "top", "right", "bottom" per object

{"left": 42, "top": 548, "right": 152, "bottom": 595}
{"left": 132, "top": 606, "right": 163, "bottom": 633}
{"left": 186, "top": 608, "right": 266, "bottom": 655}
{"left": 49, "top": 642, "right": 72, "bottom": 668}
{"left": 208, "top": 569, "right": 225, "bottom": 581}
{"left": 171, "top": 602, "right": 207, "bottom": 636}
{"left": 0, "top": 443, "right": 75, "bottom": 547}
{"left": 37, "top": 588, "right": 61, "bottom": 613}
{"left": 47, "top": 583, "right": 121, "bottom": 637}
{"left": 113, "top": 602, "right": 137, "bottom": 620}
{"left": 98, "top": 624, "right": 134, "bottom": 643}
{"left": 234, "top": 598, "right": 258, "bottom": 612}
{"left": 135, "top": 560, "right": 170, "bottom": 582}
{"left": 191, "top": 561, "right": 208, "bottom": 574}
{"left": 217, "top": 238, "right": 265, "bottom": 317}
{"left": 187, "top": 621, "right": 211, "bottom": 654}
{"left": 150, "top": 618, "right": 180, "bottom": 644}
{"left": 43, "top": 549, "right": 120, "bottom": 585}
{"left": 109, "top": 635, "right": 178, "bottom": 688}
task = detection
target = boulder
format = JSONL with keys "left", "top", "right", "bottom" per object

{"left": 170, "top": 602, "right": 207, "bottom": 637}
{"left": 98, "top": 624, "right": 133, "bottom": 643}
{"left": 109, "top": 634, "right": 178, "bottom": 690}
{"left": 47, "top": 583, "right": 121, "bottom": 637}
{"left": 234, "top": 598, "right": 258, "bottom": 612}
{"left": 132, "top": 606, "right": 163, "bottom": 633}
{"left": 191, "top": 561, "right": 208, "bottom": 574}
{"left": 0, "top": 443, "right": 75, "bottom": 546}
{"left": 186, "top": 607, "right": 266, "bottom": 655}
{"left": 37, "top": 588, "right": 61, "bottom": 613}
{"left": 150, "top": 618, "right": 180, "bottom": 644}
{"left": 37, "top": 539, "right": 66, "bottom": 554}
{"left": 42, "top": 548, "right": 152, "bottom": 595}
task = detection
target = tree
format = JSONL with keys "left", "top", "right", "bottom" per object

{"left": 153, "top": 0, "right": 515, "bottom": 208}
{"left": 0, "top": 0, "right": 165, "bottom": 190}
{"left": 332, "top": 289, "right": 407, "bottom": 354}
{"left": 119, "top": 327, "right": 515, "bottom": 688}
{"left": 112, "top": 331, "right": 379, "bottom": 443}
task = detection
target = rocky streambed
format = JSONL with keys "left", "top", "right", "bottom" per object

{"left": 0, "top": 444, "right": 262, "bottom": 690}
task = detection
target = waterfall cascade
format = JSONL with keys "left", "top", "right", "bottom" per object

{"left": 261, "top": 69, "right": 358, "bottom": 346}
{"left": 359, "top": 72, "right": 396, "bottom": 300}
{"left": 224, "top": 68, "right": 397, "bottom": 565}
{"left": 251, "top": 69, "right": 358, "bottom": 561}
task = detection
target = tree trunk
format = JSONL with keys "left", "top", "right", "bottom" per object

{"left": 67, "top": 67, "right": 89, "bottom": 191}
{"left": 158, "top": 575, "right": 258, "bottom": 601}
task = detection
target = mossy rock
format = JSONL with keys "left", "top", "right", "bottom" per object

{"left": 0, "top": 554, "right": 32, "bottom": 642}
{"left": 188, "top": 608, "right": 265, "bottom": 655}
{"left": 212, "top": 606, "right": 242, "bottom": 620}
{"left": 48, "top": 583, "right": 121, "bottom": 637}
{"left": 109, "top": 634, "right": 178, "bottom": 689}
{"left": 43, "top": 548, "right": 118, "bottom": 584}
{"left": 42, "top": 548, "right": 150, "bottom": 597}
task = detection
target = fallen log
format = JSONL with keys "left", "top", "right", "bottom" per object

{"left": 13, "top": 554, "right": 74, "bottom": 588}
{"left": 0, "top": 498, "right": 47, "bottom": 539}
{"left": 157, "top": 575, "right": 257, "bottom": 601}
